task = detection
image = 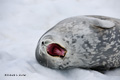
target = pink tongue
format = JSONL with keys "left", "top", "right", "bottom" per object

{"left": 53, "top": 47, "right": 64, "bottom": 56}
{"left": 47, "top": 43, "right": 66, "bottom": 57}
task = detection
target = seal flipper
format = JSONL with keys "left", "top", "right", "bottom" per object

{"left": 87, "top": 17, "right": 115, "bottom": 28}
{"left": 90, "top": 66, "right": 110, "bottom": 73}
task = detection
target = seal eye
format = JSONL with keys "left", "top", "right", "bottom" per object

{"left": 47, "top": 43, "right": 67, "bottom": 58}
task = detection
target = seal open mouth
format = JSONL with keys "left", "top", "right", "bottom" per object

{"left": 47, "top": 43, "right": 67, "bottom": 58}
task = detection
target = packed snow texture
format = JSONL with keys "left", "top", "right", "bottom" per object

{"left": 0, "top": 0, "right": 120, "bottom": 80}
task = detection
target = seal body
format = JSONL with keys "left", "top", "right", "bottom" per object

{"left": 36, "top": 15, "right": 120, "bottom": 71}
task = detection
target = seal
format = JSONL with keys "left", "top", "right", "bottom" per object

{"left": 35, "top": 15, "right": 120, "bottom": 71}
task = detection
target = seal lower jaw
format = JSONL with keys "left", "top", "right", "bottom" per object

{"left": 36, "top": 48, "right": 55, "bottom": 68}
{"left": 47, "top": 43, "right": 67, "bottom": 58}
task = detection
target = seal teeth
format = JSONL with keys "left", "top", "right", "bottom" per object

{"left": 47, "top": 43, "right": 67, "bottom": 58}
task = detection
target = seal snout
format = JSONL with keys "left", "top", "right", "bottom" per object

{"left": 47, "top": 43, "right": 67, "bottom": 58}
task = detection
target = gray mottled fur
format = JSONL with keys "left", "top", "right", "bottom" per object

{"left": 36, "top": 15, "right": 120, "bottom": 71}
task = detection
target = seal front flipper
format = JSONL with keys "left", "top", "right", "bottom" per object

{"left": 86, "top": 16, "right": 115, "bottom": 28}
{"left": 90, "top": 66, "right": 110, "bottom": 73}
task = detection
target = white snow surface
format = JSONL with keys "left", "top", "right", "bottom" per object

{"left": 0, "top": 0, "right": 120, "bottom": 80}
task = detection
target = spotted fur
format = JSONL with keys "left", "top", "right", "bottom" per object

{"left": 36, "top": 15, "right": 120, "bottom": 71}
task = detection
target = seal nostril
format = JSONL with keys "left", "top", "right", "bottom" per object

{"left": 42, "top": 41, "right": 44, "bottom": 45}
{"left": 42, "top": 41, "right": 49, "bottom": 46}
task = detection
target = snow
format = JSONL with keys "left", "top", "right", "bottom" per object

{"left": 0, "top": 0, "right": 120, "bottom": 80}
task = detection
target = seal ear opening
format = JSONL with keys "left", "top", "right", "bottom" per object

{"left": 88, "top": 17, "right": 115, "bottom": 29}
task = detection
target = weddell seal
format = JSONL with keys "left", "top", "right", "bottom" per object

{"left": 35, "top": 15, "right": 120, "bottom": 71}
